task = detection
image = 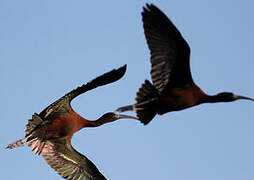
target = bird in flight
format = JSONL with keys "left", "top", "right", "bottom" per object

{"left": 7, "top": 65, "right": 137, "bottom": 180}
{"left": 117, "top": 4, "right": 253, "bottom": 125}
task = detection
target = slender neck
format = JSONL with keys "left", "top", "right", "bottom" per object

{"left": 86, "top": 117, "right": 115, "bottom": 127}
{"left": 204, "top": 95, "right": 225, "bottom": 103}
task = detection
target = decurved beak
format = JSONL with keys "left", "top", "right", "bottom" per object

{"left": 235, "top": 95, "right": 254, "bottom": 101}
{"left": 117, "top": 113, "right": 139, "bottom": 120}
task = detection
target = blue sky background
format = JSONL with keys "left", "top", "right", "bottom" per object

{"left": 1, "top": 0, "right": 254, "bottom": 179}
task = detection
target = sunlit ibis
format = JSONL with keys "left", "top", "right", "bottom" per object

{"left": 117, "top": 4, "right": 253, "bottom": 125}
{"left": 7, "top": 65, "right": 138, "bottom": 180}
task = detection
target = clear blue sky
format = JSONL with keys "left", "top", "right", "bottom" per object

{"left": 1, "top": 0, "right": 254, "bottom": 179}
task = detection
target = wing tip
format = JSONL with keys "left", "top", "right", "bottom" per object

{"left": 114, "top": 64, "right": 127, "bottom": 81}
{"left": 119, "top": 64, "right": 127, "bottom": 76}
{"left": 142, "top": 3, "right": 157, "bottom": 13}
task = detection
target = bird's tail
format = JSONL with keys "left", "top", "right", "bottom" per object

{"left": 6, "top": 137, "right": 28, "bottom": 149}
{"left": 7, "top": 113, "right": 46, "bottom": 155}
{"left": 25, "top": 113, "right": 46, "bottom": 155}
{"left": 116, "top": 105, "right": 135, "bottom": 112}
{"left": 117, "top": 80, "right": 159, "bottom": 125}
{"left": 6, "top": 134, "right": 45, "bottom": 155}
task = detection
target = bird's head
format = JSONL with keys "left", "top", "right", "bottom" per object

{"left": 87, "top": 112, "right": 138, "bottom": 127}
{"left": 215, "top": 92, "right": 254, "bottom": 102}
{"left": 99, "top": 112, "right": 138, "bottom": 122}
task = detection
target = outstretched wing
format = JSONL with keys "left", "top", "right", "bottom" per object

{"left": 39, "top": 65, "right": 127, "bottom": 119}
{"left": 142, "top": 4, "right": 193, "bottom": 93}
{"left": 42, "top": 137, "right": 106, "bottom": 180}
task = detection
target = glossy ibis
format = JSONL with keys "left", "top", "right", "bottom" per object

{"left": 117, "top": 4, "right": 254, "bottom": 125}
{"left": 7, "top": 65, "right": 137, "bottom": 180}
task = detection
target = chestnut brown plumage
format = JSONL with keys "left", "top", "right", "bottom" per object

{"left": 7, "top": 65, "right": 138, "bottom": 180}
{"left": 117, "top": 4, "right": 254, "bottom": 125}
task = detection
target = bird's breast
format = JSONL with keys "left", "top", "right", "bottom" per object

{"left": 44, "top": 110, "right": 86, "bottom": 139}
{"left": 159, "top": 85, "right": 207, "bottom": 113}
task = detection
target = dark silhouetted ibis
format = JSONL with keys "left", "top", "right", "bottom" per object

{"left": 7, "top": 65, "right": 137, "bottom": 180}
{"left": 117, "top": 4, "right": 253, "bottom": 125}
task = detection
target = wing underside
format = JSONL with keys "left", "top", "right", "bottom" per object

{"left": 42, "top": 137, "right": 106, "bottom": 180}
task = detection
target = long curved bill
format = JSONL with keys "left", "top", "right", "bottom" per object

{"left": 117, "top": 114, "right": 138, "bottom": 120}
{"left": 235, "top": 95, "right": 254, "bottom": 101}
